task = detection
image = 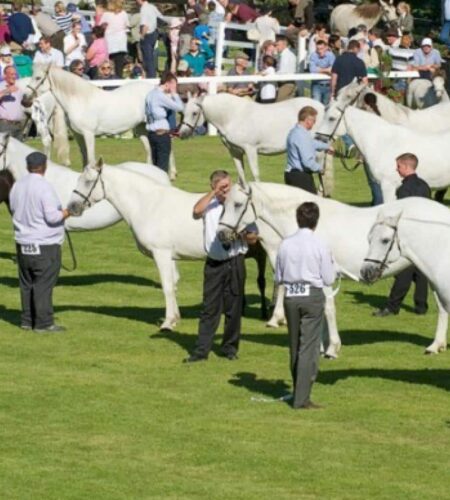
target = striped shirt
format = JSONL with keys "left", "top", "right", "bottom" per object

{"left": 52, "top": 13, "right": 73, "bottom": 34}
{"left": 9, "top": 173, "right": 65, "bottom": 245}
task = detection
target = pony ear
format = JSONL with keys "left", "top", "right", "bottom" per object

{"left": 94, "top": 157, "right": 104, "bottom": 171}
{"left": 377, "top": 209, "right": 402, "bottom": 227}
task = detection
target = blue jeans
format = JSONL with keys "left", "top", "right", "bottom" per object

{"left": 363, "top": 162, "right": 383, "bottom": 206}
{"left": 440, "top": 21, "right": 450, "bottom": 46}
{"left": 311, "top": 82, "right": 331, "bottom": 105}
{"left": 141, "top": 31, "right": 158, "bottom": 78}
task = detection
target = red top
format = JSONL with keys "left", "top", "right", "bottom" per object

{"left": 233, "top": 4, "right": 258, "bottom": 23}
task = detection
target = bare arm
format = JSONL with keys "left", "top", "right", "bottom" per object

{"left": 330, "top": 72, "right": 337, "bottom": 98}
{"left": 193, "top": 191, "right": 215, "bottom": 219}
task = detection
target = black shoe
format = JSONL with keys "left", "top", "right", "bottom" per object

{"left": 20, "top": 324, "right": 32, "bottom": 331}
{"left": 372, "top": 308, "right": 398, "bottom": 317}
{"left": 34, "top": 324, "right": 66, "bottom": 333}
{"left": 296, "top": 401, "right": 324, "bottom": 410}
{"left": 183, "top": 354, "right": 207, "bottom": 364}
{"left": 219, "top": 351, "right": 239, "bottom": 360}
{"left": 414, "top": 308, "right": 427, "bottom": 315}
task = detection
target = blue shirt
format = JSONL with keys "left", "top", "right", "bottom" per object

{"left": 413, "top": 48, "right": 442, "bottom": 67}
{"left": 309, "top": 50, "right": 335, "bottom": 77}
{"left": 8, "top": 12, "right": 35, "bottom": 45}
{"left": 9, "top": 173, "right": 65, "bottom": 245}
{"left": 145, "top": 87, "right": 184, "bottom": 131}
{"left": 286, "top": 124, "right": 329, "bottom": 173}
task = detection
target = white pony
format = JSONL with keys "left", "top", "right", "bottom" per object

{"left": 66, "top": 161, "right": 282, "bottom": 330}
{"left": 0, "top": 133, "right": 169, "bottom": 231}
{"left": 178, "top": 93, "right": 332, "bottom": 190}
{"left": 407, "top": 75, "right": 449, "bottom": 109}
{"left": 216, "top": 182, "right": 448, "bottom": 355}
{"left": 361, "top": 201, "right": 450, "bottom": 313}
{"left": 328, "top": 80, "right": 450, "bottom": 133}
{"left": 316, "top": 105, "right": 450, "bottom": 202}
{"left": 330, "top": 0, "right": 397, "bottom": 36}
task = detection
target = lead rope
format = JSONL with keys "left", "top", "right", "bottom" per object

{"left": 62, "top": 229, "right": 77, "bottom": 272}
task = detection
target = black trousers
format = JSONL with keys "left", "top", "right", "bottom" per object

{"left": 284, "top": 170, "right": 317, "bottom": 194}
{"left": 16, "top": 244, "right": 61, "bottom": 329}
{"left": 194, "top": 254, "right": 246, "bottom": 358}
{"left": 148, "top": 131, "right": 171, "bottom": 173}
{"left": 109, "top": 52, "right": 126, "bottom": 78}
{"left": 386, "top": 266, "right": 428, "bottom": 314}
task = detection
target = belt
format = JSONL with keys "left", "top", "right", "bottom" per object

{"left": 150, "top": 129, "right": 170, "bottom": 136}
{"left": 0, "top": 119, "right": 23, "bottom": 125}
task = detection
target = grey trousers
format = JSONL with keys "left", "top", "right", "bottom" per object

{"left": 284, "top": 288, "right": 325, "bottom": 408}
{"left": 17, "top": 244, "right": 61, "bottom": 329}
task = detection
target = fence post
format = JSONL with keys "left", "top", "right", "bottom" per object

{"left": 208, "top": 22, "right": 226, "bottom": 136}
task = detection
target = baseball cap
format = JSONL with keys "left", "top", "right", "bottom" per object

{"left": 205, "top": 61, "right": 215, "bottom": 70}
{"left": 421, "top": 37, "right": 433, "bottom": 47}
{"left": 0, "top": 46, "right": 12, "bottom": 56}
{"left": 26, "top": 152, "right": 47, "bottom": 169}
{"left": 177, "top": 59, "right": 189, "bottom": 72}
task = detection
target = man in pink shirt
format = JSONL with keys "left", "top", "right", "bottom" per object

{"left": 0, "top": 66, "right": 26, "bottom": 139}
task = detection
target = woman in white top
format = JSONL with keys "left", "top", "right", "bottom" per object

{"left": 64, "top": 20, "right": 87, "bottom": 67}
{"left": 100, "top": 0, "right": 129, "bottom": 78}
{"left": 259, "top": 55, "right": 277, "bottom": 103}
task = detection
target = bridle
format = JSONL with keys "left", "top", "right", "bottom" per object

{"left": 71, "top": 168, "right": 106, "bottom": 210}
{"left": 180, "top": 102, "right": 203, "bottom": 133}
{"left": 0, "top": 136, "right": 10, "bottom": 171}
{"left": 26, "top": 65, "right": 52, "bottom": 99}
{"left": 218, "top": 185, "right": 258, "bottom": 238}
{"left": 363, "top": 221, "right": 399, "bottom": 275}
{"left": 316, "top": 86, "right": 366, "bottom": 143}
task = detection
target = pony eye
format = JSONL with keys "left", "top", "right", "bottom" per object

{"left": 381, "top": 238, "right": 390, "bottom": 245}
{"left": 235, "top": 202, "right": 243, "bottom": 209}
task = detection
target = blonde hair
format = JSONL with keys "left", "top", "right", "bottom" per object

{"left": 54, "top": 1, "right": 65, "bottom": 14}
{"left": 107, "top": 0, "right": 124, "bottom": 14}
{"left": 397, "top": 2, "right": 411, "bottom": 15}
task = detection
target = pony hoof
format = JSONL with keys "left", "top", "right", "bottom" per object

{"left": 265, "top": 320, "right": 280, "bottom": 328}
{"left": 159, "top": 321, "right": 176, "bottom": 332}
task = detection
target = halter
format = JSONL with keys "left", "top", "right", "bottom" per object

{"left": 72, "top": 168, "right": 105, "bottom": 210}
{"left": 316, "top": 85, "right": 366, "bottom": 142}
{"left": 219, "top": 185, "right": 258, "bottom": 237}
{"left": 26, "top": 65, "right": 52, "bottom": 99}
{"left": 180, "top": 102, "right": 203, "bottom": 133}
{"left": 363, "top": 222, "right": 399, "bottom": 274}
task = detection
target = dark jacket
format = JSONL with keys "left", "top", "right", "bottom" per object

{"left": 396, "top": 174, "right": 431, "bottom": 199}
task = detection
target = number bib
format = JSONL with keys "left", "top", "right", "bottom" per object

{"left": 21, "top": 244, "right": 41, "bottom": 256}
{"left": 285, "top": 282, "right": 310, "bottom": 297}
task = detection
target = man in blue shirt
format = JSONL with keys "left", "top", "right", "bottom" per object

{"left": 410, "top": 38, "right": 442, "bottom": 80}
{"left": 285, "top": 106, "right": 332, "bottom": 194}
{"left": 9, "top": 152, "right": 70, "bottom": 333}
{"left": 145, "top": 72, "right": 184, "bottom": 172}
{"left": 8, "top": 2, "right": 35, "bottom": 48}
{"left": 309, "top": 40, "right": 335, "bottom": 105}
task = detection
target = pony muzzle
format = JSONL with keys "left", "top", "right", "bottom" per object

{"left": 67, "top": 201, "right": 84, "bottom": 217}
{"left": 217, "top": 227, "right": 236, "bottom": 244}
{"left": 360, "top": 263, "right": 383, "bottom": 284}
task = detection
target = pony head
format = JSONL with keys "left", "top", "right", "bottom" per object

{"left": 432, "top": 74, "right": 447, "bottom": 100}
{"left": 379, "top": 0, "right": 397, "bottom": 24}
{"left": 24, "top": 63, "right": 52, "bottom": 100}
{"left": 360, "top": 208, "right": 403, "bottom": 283}
{"left": 67, "top": 158, "right": 106, "bottom": 217}
{"left": 178, "top": 92, "right": 206, "bottom": 139}
{"left": 217, "top": 179, "right": 255, "bottom": 244}
{"left": 315, "top": 80, "right": 367, "bottom": 140}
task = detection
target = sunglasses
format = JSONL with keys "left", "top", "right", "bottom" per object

{"left": 101, "top": 66, "right": 112, "bottom": 70}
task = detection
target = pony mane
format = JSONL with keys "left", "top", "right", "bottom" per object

{"left": 354, "top": 2, "right": 382, "bottom": 19}
{"left": 49, "top": 66, "right": 102, "bottom": 98}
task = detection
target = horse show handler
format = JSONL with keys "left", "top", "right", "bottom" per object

{"left": 184, "top": 170, "right": 258, "bottom": 363}
{"left": 145, "top": 71, "right": 184, "bottom": 173}
{"left": 276, "top": 202, "right": 336, "bottom": 409}
{"left": 285, "top": 106, "right": 332, "bottom": 194}
{"left": 9, "top": 152, "right": 70, "bottom": 333}
{"left": 0, "top": 66, "right": 27, "bottom": 140}
{"left": 373, "top": 153, "right": 431, "bottom": 318}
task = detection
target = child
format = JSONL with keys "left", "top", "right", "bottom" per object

{"left": 258, "top": 55, "right": 277, "bottom": 103}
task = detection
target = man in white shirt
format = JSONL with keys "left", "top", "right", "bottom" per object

{"left": 137, "top": 0, "right": 165, "bottom": 77}
{"left": 33, "top": 36, "right": 64, "bottom": 67}
{"left": 63, "top": 20, "right": 87, "bottom": 67}
{"left": 184, "top": 170, "right": 257, "bottom": 363}
{"left": 276, "top": 202, "right": 335, "bottom": 409}
{"left": 275, "top": 34, "right": 297, "bottom": 101}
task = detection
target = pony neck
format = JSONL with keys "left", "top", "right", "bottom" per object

{"left": 202, "top": 95, "right": 238, "bottom": 131}
{"left": 49, "top": 67, "right": 101, "bottom": 103}
{"left": 371, "top": 91, "right": 410, "bottom": 123}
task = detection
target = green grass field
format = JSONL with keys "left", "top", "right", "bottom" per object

{"left": 0, "top": 137, "right": 449, "bottom": 499}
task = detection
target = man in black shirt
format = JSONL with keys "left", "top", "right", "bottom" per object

{"left": 330, "top": 40, "right": 368, "bottom": 98}
{"left": 373, "top": 153, "right": 431, "bottom": 317}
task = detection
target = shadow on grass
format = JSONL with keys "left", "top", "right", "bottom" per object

{"left": 229, "top": 371, "right": 290, "bottom": 400}
{"left": 151, "top": 330, "right": 197, "bottom": 353}
{"left": 346, "top": 290, "right": 428, "bottom": 315}
{"left": 0, "top": 273, "right": 162, "bottom": 289}
{"left": 241, "top": 328, "right": 429, "bottom": 348}
{"left": 0, "top": 251, "right": 16, "bottom": 262}
{"left": 319, "top": 368, "right": 450, "bottom": 392}
{"left": 0, "top": 305, "right": 20, "bottom": 326}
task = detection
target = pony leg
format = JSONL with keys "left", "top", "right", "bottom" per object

{"left": 168, "top": 151, "right": 177, "bottom": 181}
{"left": 243, "top": 146, "right": 260, "bottom": 182}
{"left": 139, "top": 134, "right": 152, "bottom": 164}
{"left": 323, "top": 287, "right": 341, "bottom": 359}
{"left": 83, "top": 132, "right": 96, "bottom": 168}
{"left": 153, "top": 249, "right": 180, "bottom": 331}
{"left": 267, "top": 284, "right": 286, "bottom": 327}
{"left": 52, "top": 103, "right": 71, "bottom": 166}
{"left": 320, "top": 152, "right": 335, "bottom": 198}
{"left": 425, "top": 291, "right": 448, "bottom": 354}
{"left": 231, "top": 151, "right": 247, "bottom": 184}
{"left": 73, "top": 132, "right": 89, "bottom": 169}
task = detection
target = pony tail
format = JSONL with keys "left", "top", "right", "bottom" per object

{"left": 52, "top": 103, "right": 71, "bottom": 166}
